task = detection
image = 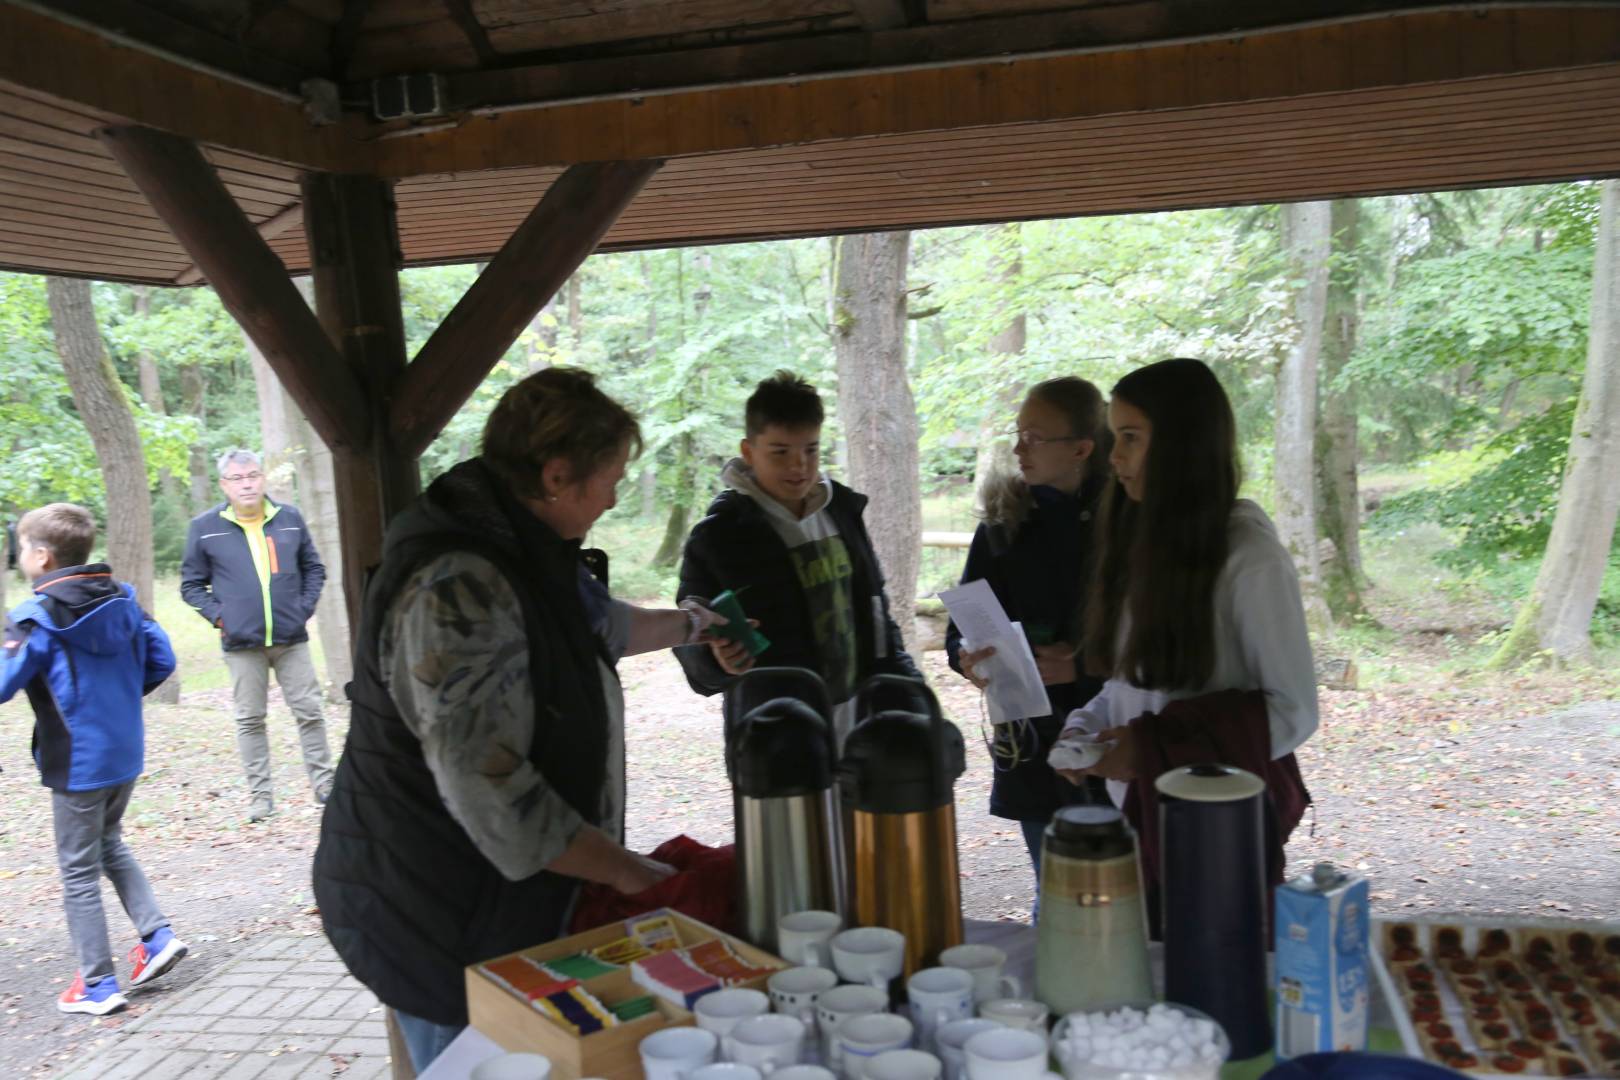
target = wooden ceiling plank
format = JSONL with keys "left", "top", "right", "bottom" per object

{"left": 0, "top": 5, "right": 359, "bottom": 170}
{"left": 0, "top": 234, "right": 185, "bottom": 272}
{"left": 2, "top": 200, "right": 186, "bottom": 242}
{"left": 0, "top": 254, "right": 177, "bottom": 284}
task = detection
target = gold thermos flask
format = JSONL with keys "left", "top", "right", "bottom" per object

{"left": 838, "top": 676, "right": 967, "bottom": 979}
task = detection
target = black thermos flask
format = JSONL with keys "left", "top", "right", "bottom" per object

{"left": 1158, "top": 763, "right": 1272, "bottom": 1060}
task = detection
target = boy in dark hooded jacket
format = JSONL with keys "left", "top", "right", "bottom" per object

{"left": 1, "top": 504, "right": 184, "bottom": 1016}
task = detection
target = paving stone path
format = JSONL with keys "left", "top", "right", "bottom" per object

{"left": 54, "top": 936, "right": 391, "bottom": 1079}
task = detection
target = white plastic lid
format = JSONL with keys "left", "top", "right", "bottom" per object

{"left": 1153, "top": 764, "right": 1265, "bottom": 803}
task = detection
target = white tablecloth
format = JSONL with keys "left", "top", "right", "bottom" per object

{"left": 420, "top": 919, "right": 1035, "bottom": 1080}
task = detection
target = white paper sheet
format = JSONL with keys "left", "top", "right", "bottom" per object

{"left": 937, "top": 580, "right": 1052, "bottom": 722}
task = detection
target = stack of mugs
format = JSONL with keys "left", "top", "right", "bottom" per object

{"left": 638, "top": 911, "right": 1062, "bottom": 1080}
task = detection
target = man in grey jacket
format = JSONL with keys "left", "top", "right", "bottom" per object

{"left": 180, "top": 449, "right": 334, "bottom": 822}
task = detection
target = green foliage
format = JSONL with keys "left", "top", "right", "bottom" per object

{"left": 1371, "top": 401, "right": 1575, "bottom": 566}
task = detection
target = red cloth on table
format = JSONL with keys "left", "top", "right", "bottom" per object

{"left": 1120, "top": 688, "right": 1312, "bottom": 895}
{"left": 568, "top": 835, "right": 738, "bottom": 935}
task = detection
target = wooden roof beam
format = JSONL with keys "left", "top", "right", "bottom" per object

{"left": 391, "top": 159, "right": 662, "bottom": 459}
{"left": 97, "top": 125, "right": 369, "bottom": 450}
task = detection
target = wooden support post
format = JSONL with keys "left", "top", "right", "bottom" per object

{"left": 95, "top": 126, "right": 368, "bottom": 451}
{"left": 391, "top": 159, "right": 662, "bottom": 459}
{"left": 301, "top": 172, "right": 420, "bottom": 630}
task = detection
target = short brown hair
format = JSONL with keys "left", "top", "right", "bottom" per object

{"left": 482, "top": 368, "right": 642, "bottom": 500}
{"left": 18, "top": 503, "right": 96, "bottom": 567}
{"left": 745, "top": 370, "right": 824, "bottom": 437}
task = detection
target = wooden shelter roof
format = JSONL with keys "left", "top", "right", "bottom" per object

{"left": 5, "top": 1, "right": 1620, "bottom": 285}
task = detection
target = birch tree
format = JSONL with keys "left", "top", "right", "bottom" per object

{"left": 1318, "top": 199, "right": 1369, "bottom": 619}
{"left": 1492, "top": 179, "right": 1620, "bottom": 667}
{"left": 1275, "top": 201, "right": 1332, "bottom": 632}
{"left": 834, "top": 231, "right": 922, "bottom": 655}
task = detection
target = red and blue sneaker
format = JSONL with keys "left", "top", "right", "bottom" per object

{"left": 57, "top": 973, "right": 127, "bottom": 1015}
{"left": 129, "top": 926, "right": 188, "bottom": 987}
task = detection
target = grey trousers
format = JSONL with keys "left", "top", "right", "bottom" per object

{"left": 53, "top": 782, "right": 167, "bottom": 982}
{"left": 222, "top": 641, "right": 335, "bottom": 804}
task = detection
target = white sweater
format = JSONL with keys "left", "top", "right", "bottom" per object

{"left": 1061, "top": 500, "right": 1319, "bottom": 796}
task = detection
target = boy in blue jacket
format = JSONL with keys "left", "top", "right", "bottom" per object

{"left": 1, "top": 504, "right": 186, "bottom": 1015}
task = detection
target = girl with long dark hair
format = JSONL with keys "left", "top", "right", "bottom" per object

{"left": 1055, "top": 359, "right": 1316, "bottom": 861}
{"left": 946, "top": 376, "right": 1110, "bottom": 882}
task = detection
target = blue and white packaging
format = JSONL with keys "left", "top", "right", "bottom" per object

{"left": 1275, "top": 862, "right": 1371, "bottom": 1058}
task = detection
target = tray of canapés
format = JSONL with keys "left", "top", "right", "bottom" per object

{"left": 1372, "top": 916, "right": 1620, "bottom": 1078}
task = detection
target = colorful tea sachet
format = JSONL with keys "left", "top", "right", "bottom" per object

{"left": 631, "top": 949, "right": 722, "bottom": 1009}
{"left": 533, "top": 982, "right": 619, "bottom": 1036}
{"left": 538, "top": 951, "right": 622, "bottom": 982}
{"left": 481, "top": 955, "right": 575, "bottom": 1000}
{"left": 624, "top": 910, "right": 682, "bottom": 954}
{"left": 592, "top": 935, "right": 655, "bottom": 965}
{"left": 684, "top": 938, "right": 776, "bottom": 986}
{"left": 610, "top": 995, "right": 659, "bottom": 1022}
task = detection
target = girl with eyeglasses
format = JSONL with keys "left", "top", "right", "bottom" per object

{"left": 945, "top": 376, "right": 1112, "bottom": 887}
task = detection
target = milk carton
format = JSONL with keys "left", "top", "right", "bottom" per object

{"left": 1274, "top": 862, "right": 1370, "bottom": 1058}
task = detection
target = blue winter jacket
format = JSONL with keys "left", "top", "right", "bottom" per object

{"left": 0, "top": 564, "right": 177, "bottom": 791}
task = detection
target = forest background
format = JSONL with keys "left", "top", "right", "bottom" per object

{"left": 2, "top": 180, "right": 1619, "bottom": 684}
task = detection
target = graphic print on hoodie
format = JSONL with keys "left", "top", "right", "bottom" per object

{"left": 722, "top": 459, "right": 858, "bottom": 703}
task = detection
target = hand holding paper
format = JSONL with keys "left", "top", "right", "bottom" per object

{"left": 938, "top": 580, "right": 1052, "bottom": 722}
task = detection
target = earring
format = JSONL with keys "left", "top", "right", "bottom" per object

{"left": 545, "top": 494, "right": 558, "bottom": 503}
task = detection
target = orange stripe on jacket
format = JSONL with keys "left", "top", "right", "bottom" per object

{"left": 267, "top": 535, "right": 280, "bottom": 574}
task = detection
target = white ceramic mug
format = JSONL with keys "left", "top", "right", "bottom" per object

{"left": 724, "top": 1013, "right": 808, "bottom": 1071}
{"left": 831, "top": 927, "right": 907, "bottom": 989}
{"left": 935, "top": 1019, "right": 1003, "bottom": 1080}
{"left": 697, "top": 988, "right": 772, "bottom": 1036}
{"left": 905, "top": 967, "right": 976, "bottom": 1052}
{"left": 772, "top": 1068, "right": 838, "bottom": 1080}
{"left": 691, "top": 1066, "right": 764, "bottom": 1080}
{"left": 779, "top": 910, "right": 843, "bottom": 967}
{"left": 962, "top": 1028, "right": 1048, "bottom": 1080}
{"left": 770, "top": 965, "right": 841, "bottom": 1030}
{"left": 838, "top": 1013, "right": 915, "bottom": 1079}
{"left": 863, "top": 1048, "right": 943, "bottom": 1080}
{"left": 471, "top": 1053, "right": 553, "bottom": 1080}
{"left": 938, "top": 945, "right": 1021, "bottom": 1005}
{"left": 976, "top": 1000, "right": 1048, "bottom": 1035}
{"left": 816, "top": 984, "right": 890, "bottom": 1069}
{"left": 641, "top": 1026, "right": 720, "bottom": 1080}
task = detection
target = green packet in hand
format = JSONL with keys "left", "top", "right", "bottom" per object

{"left": 708, "top": 589, "right": 771, "bottom": 657}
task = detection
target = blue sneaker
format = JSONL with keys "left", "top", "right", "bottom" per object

{"left": 129, "top": 926, "right": 188, "bottom": 987}
{"left": 58, "top": 973, "right": 127, "bottom": 1015}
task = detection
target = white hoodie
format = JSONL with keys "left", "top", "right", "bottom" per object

{"left": 1061, "top": 499, "right": 1320, "bottom": 801}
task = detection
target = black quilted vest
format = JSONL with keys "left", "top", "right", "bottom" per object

{"left": 312, "top": 461, "right": 612, "bottom": 1025}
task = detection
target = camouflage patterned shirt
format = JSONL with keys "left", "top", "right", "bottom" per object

{"left": 379, "top": 550, "right": 625, "bottom": 882}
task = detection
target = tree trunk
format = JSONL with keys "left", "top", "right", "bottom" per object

{"left": 1491, "top": 179, "right": 1620, "bottom": 667}
{"left": 247, "top": 330, "right": 298, "bottom": 503}
{"left": 292, "top": 278, "right": 351, "bottom": 686}
{"left": 567, "top": 272, "right": 583, "bottom": 343}
{"left": 45, "top": 277, "right": 173, "bottom": 699}
{"left": 834, "top": 231, "right": 922, "bottom": 655}
{"left": 1275, "top": 202, "right": 1332, "bottom": 634}
{"left": 1317, "top": 199, "right": 1369, "bottom": 622}
{"left": 181, "top": 361, "right": 212, "bottom": 513}
{"left": 972, "top": 224, "right": 1026, "bottom": 499}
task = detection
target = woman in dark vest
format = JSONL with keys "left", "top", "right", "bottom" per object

{"left": 314, "top": 369, "right": 726, "bottom": 1071}
{"left": 945, "top": 376, "right": 1111, "bottom": 890}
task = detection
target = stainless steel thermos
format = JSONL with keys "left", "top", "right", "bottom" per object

{"left": 725, "top": 667, "right": 846, "bottom": 953}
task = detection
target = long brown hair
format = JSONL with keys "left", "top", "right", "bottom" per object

{"left": 1084, "top": 359, "right": 1241, "bottom": 690}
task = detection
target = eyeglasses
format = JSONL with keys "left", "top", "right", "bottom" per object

{"left": 222, "top": 472, "right": 263, "bottom": 484}
{"left": 1008, "top": 429, "right": 1083, "bottom": 449}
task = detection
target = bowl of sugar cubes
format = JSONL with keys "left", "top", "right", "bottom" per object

{"left": 1052, "top": 1002, "right": 1229, "bottom": 1080}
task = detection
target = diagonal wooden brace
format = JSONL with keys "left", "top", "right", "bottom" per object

{"left": 96, "top": 125, "right": 371, "bottom": 451}
{"left": 390, "top": 158, "right": 662, "bottom": 459}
